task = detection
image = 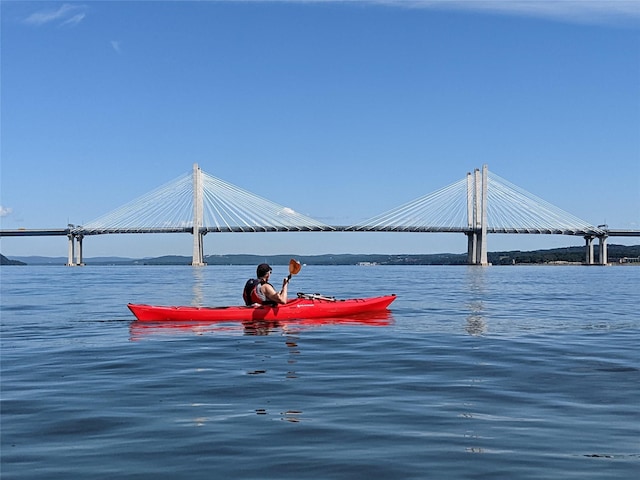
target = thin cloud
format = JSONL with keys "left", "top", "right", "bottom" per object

{"left": 401, "top": 0, "right": 640, "bottom": 25}
{"left": 0, "top": 206, "right": 13, "bottom": 217}
{"left": 60, "top": 13, "right": 86, "bottom": 27}
{"left": 23, "top": 3, "right": 87, "bottom": 27}
{"left": 233, "top": 0, "right": 640, "bottom": 25}
{"left": 111, "top": 40, "right": 122, "bottom": 53}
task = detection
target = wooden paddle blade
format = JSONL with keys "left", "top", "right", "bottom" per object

{"left": 289, "top": 258, "right": 302, "bottom": 275}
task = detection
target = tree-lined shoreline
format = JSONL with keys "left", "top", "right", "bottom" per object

{"left": 2, "top": 244, "right": 639, "bottom": 266}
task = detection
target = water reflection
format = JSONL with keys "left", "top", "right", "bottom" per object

{"left": 466, "top": 300, "right": 487, "bottom": 336}
{"left": 247, "top": 328, "right": 303, "bottom": 422}
{"left": 465, "top": 267, "right": 488, "bottom": 336}
{"left": 280, "top": 410, "right": 302, "bottom": 423}
{"left": 242, "top": 320, "right": 281, "bottom": 336}
{"left": 129, "top": 321, "right": 245, "bottom": 339}
{"left": 253, "top": 408, "right": 304, "bottom": 423}
{"left": 130, "top": 311, "right": 394, "bottom": 340}
{"left": 284, "top": 330, "right": 300, "bottom": 380}
{"left": 191, "top": 268, "right": 205, "bottom": 306}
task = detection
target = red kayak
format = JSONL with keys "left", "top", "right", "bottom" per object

{"left": 128, "top": 294, "right": 396, "bottom": 322}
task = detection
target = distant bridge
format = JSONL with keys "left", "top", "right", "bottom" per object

{"left": 2, "top": 164, "right": 638, "bottom": 266}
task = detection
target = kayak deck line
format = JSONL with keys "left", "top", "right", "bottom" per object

{"left": 128, "top": 294, "right": 396, "bottom": 322}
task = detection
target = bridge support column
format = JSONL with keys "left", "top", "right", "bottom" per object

{"left": 466, "top": 172, "right": 477, "bottom": 264}
{"left": 598, "top": 236, "right": 608, "bottom": 265}
{"left": 191, "top": 163, "right": 206, "bottom": 266}
{"left": 466, "top": 232, "right": 477, "bottom": 264}
{"left": 75, "top": 234, "right": 85, "bottom": 266}
{"left": 67, "top": 234, "right": 76, "bottom": 266}
{"left": 584, "top": 236, "right": 594, "bottom": 265}
{"left": 66, "top": 234, "right": 85, "bottom": 266}
{"left": 467, "top": 165, "right": 489, "bottom": 266}
{"left": 478, "top": 165, "right": 489, "bottom": 265}
{"left": 192, "top": 230, "right": 206, "bottom": 267}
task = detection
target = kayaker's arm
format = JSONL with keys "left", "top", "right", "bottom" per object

{"left": 263, "top": 278, "right": 288, "bottom": 304}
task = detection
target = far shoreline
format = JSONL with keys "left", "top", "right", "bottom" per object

{"left": 3, "top": 244, "right": 639, "bottom": 266}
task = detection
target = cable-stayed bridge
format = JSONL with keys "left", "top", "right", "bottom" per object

{"left": 2, "top": 164, "right": 637, "bottom": 266}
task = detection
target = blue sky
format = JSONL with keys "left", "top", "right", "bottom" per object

{"left": 1, "top": 0, "right": 639, "bottom": 258}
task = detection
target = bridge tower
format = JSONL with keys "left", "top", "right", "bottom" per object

{"left": 66, "top": 231, "right": 84, "bottom": 266}
{"left": 191, "top": 163, "right": 206, "bottom": 266}
{"left": 466, "top": 164, "right": 489, "bottom": 266}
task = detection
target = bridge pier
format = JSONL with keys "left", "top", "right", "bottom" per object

{"left": 75, "top": 234, "right": 84, "bottom": 266}
{"left": 583, "top": 235, "right": 608, "bottom": 265}
{"left": 584, "top": 236, "right": 594, "bottom": 265}
{"left": 466, "top": 232, "right": 476, "bottom": 264}
{"left": 67, "top": 234, "right": 75, "bottom": 266}
{"left": 66, "top": 233, "right": 84, "bottom": 266}
{"left": 192, "top": 230, "right": 206, "bottom": 266}
{"left": 598, "top": 235, "right": 608, "bottom": 265}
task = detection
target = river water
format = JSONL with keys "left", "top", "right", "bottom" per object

{"left": 1, "top": 265, "right": 638, "bottom": 479}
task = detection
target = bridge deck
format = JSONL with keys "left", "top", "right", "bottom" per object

{"left": 0, "top": 229, "right": 70, "bottom": 237}
{"left": 3, "top": 227, "right": 639, "bottom": 237}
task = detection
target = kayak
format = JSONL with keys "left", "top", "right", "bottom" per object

{"left": 128, "top": 294, "right": 396, "bottom": 322}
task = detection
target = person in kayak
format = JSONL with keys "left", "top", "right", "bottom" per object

{"left": 243, "top": 263, "right": 289, "bottom": 306}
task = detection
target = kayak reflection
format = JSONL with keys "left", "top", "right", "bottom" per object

{"left": 242, "top": 310, "right": 394, "bottom": 335}
{"left": 129, "top": 310, "right": 393, "bottom": 340}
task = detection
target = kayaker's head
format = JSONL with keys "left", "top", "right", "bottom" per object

{"left": 257, "top": 263, "right": 272, "bottom": 280}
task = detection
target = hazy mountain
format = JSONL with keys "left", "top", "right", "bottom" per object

{"left": 2, "top": 245, "right": 638, "bottom": 266}
{"left": 0, "top": 254, "right": 26, "bottom": 265}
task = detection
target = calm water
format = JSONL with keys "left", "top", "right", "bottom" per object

{"left": 1, "top": 265, "right": 638, "bottom": 479}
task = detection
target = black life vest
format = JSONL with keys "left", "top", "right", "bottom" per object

{"left": 243, "top": 278, "right": 276, "bottom": 306}
{"left": 243, "top": 278, "right": 260, "bottom": 305}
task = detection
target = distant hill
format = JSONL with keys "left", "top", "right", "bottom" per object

{"left": 2, "top": 256, "right": 69, "bottom": 265}
{"left": 488, "top": 244, "right": 640, "bottom": 265}
{"left": 0, "top": 254, "right": 26, "bottom": 265}
{"left": 3, "top": 256, "right": 139, "bottom": 266}
{"left": 3, "top": 244, "right": 638, "bottom": 266}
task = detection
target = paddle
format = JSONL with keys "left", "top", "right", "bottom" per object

{"left": 286, "top": 258, "right": 302, "bottom": 284}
